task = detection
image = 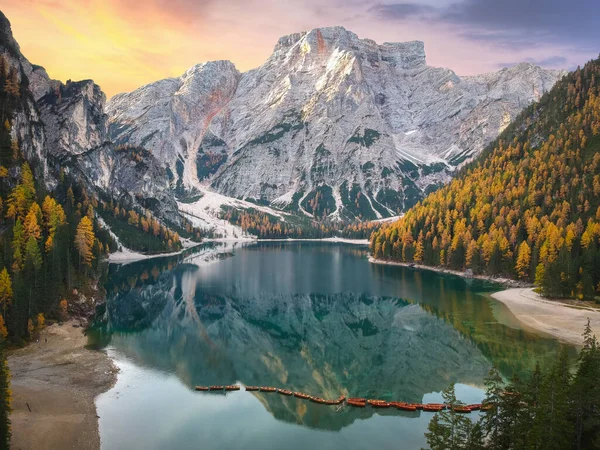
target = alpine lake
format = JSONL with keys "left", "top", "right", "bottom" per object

{"left": 88, "top": 242, "right": 574, "bottom": 450}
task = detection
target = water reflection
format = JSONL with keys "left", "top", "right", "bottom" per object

{"left": 93, "top": 242, "right": 572, "bottom": 435}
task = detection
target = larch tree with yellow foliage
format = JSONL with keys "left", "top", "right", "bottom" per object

{"left": 0, "top": 269, "right": 11, "bottom": 319}
{"left": 74, "top": 216, "right": 95, "bottom": 267}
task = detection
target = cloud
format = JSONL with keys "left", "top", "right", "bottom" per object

{"left": 369, "top": 3, "right": 435, "bottom": 20}
{"left": 370, "top": 0, "right": 600, "bottom": 51}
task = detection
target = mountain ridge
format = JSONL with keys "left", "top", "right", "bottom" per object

{"left": 107, "top": 26, "right": 565, "bottom": 220}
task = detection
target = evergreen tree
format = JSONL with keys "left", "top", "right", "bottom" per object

{"left": 424, "top": 384, "right": 475, "bottom": 450}
{"left": 0, "top": 268, "right": 11, "bottom": 319}
{"left": 0, "top": 336, "right": 10, "bottom": 449}
{"left": 571, "top": 319, "right": 600, "bottom": 449}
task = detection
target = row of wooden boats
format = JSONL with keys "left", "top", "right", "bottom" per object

{"left": 194, "top": 385, "right": 241, "bottom": 391}
{"left": 193, "top": 385, "right": 490, "bottom": 413}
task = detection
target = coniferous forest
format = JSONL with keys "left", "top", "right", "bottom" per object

{"left": 0, "top": 53, "right": 192, "bottom": 447}
{"left": 371, "top": 57, "right": 600, "bottom": 300}
{"left": 424, "top": 322, "right": 600, "bottom": 450}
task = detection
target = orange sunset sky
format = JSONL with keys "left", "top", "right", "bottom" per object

{"left": 2, "top": 0, "right": 596, "bottom": 98}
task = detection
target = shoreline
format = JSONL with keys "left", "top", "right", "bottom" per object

{"left": 490, "top": 288, "right": 600, "bottom": 347}
{"left": 368, "top": 256, "right": 531, "bottom": 288}
{"left": 109, "top": 237, "right": 370, "bottom": 264}
{"left": 108, "top": 240, "right": 202, "bottom": 264}
{"left": 368, "top": 257, "right": 600, "bottom": 346}
{"left": 8, "top": 321, "right": 118, "bottom": 450}
{"left": 256, "top": 237, "right": 369, "bottom": 245}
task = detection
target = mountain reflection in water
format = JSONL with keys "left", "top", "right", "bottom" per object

{"left": 92, "top": 242, "right": 573, "bottom": 433}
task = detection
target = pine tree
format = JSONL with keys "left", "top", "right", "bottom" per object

{"left": 11, "top": 219, "right": 24, "bottom": 272}
{"left": 515, "top": 241, "right": 531, "bottom": 279}
{"left": 481, "top": 367, "right": 504, "bottom": 445}
{"left": 23, "top": 205, "right": 42, "bottom": 242}
{"left": 0, "top": 336, "right": 10, "bottom": 449}
{"left": 424, "top": 384, "right": 476, "bottom": 450}
{"left": 0, "top": 269, "right": 12, "bottom": 319}
{"left": 571, "top": 319, "right": 600, "bottom": 449}
{"left": 532, "top": 348, "right": 574, "bottom": 449}
{"left": 24, "top": 235, "right": 42, "bottom": 271}
{"left": 0, "top": 316, "right": 6, "bottom": 340}
{"left": 74, "top": 216, "right": 95, "bottom": 267}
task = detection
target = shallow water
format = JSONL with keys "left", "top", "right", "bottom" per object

{"left": 92, "top": 242, "right": 573, "bottom": 450}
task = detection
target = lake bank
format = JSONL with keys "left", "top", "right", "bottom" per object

{"left": 490, "top": 288, "right": 600, "bottom": 347}
{"left": 368, "top": 257, "right": 531, "bottom": 288}
{"left": 8, "top": 321, "right": 117, "bottom": 450}
{"left": 368, "top": 257, "right": 600, "bottom": 346}
{"left": 109, "top": 237, "right": 368, "bottom": 265}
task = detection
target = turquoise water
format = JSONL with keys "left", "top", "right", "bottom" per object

{"left": 92, "top": 242, "right": 572, "bottom": 450}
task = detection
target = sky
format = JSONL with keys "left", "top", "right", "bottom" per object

{"left": 2, "top": 0, "right": 599, "bottom": 98}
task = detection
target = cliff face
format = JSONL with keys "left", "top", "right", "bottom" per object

{"left": 0, "top": 12, "right": 46, "bottom": 179}
{"left": 108, "top": 26, "right": 564, "bottom": 219}
{"left": 0, "top": 11, "right": 182, "bottom": 225}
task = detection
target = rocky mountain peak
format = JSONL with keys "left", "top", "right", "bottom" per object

{"left": 107, "top": 26, "right": 565, "bottom": 220}
{"left": 273, "top": 26, "right": 426, "bottom": 70}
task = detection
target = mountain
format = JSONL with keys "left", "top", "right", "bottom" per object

{"left": 370, "top": 57, "right": 600, "bottom": 299}
{"left": 107, "top": 27, "right": 564, "bottom": 220}
{"left": 0, "top": 11, "right": 182, "bottom": 227}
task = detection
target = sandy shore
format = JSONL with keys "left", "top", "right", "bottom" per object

{"left": 491, "top": 288, "right": 600, "bottom": 346}
{"left": 8, "top": 321, "right": 117, "bottom": 450}
{"left": 368, "top": 257, "right": 531, "bottom": 288}
{"left": 108, "top": 240, "right": 202, "bottom": 264}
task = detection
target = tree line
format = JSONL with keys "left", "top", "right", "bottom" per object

{"left": 220, "top": 206, "right": 381, "bottom": 239}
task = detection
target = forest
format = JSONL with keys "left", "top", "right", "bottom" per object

{"left": 424, "top": 322, "right": 600, "bottom": 450}
{"left": 370, "top": 57, "right": 600, "bottom": 300}
{"left": 220, "top": 205, "right": 382, "bottom": 239}
{"left": 0, "top": 54, "right": 189, "bottom": 447}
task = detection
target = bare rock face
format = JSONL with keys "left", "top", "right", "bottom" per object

{"left": 0, "top": 11, "right": 182, "bottom": 225}
{"left": 107, "top": 26, "right": 564, "bottom": 220}
{"left": 0, "top": 12, "right": 46, "bottom": 177}
{"left": 36, "top": 77, "right": 109, "bottom": 157}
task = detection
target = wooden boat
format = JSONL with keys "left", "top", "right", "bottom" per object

{"left": 245, "top": 386, "right": 260, "bottom": 391}
{"left": 480, "top": 403, "right": 494, "bottom": 411}
{"left": 322, "top": 399, "right": 339, "bottom": 405}
{"left": 347, "top": 399, "right": 367, "bottom": 408}
{"left": 467, "top": 404, "right": 481, "bottom": 411}
{"left": 396, "top": 403, "right": 417, "bottom": 411}
{"left": 293, "top": 392, "right": 311, "bottom": 400}
{"left": 209, "top": 385, "right": 224, "bottom": 390}
{"left": 453, "top": 406, "right": 472, "bottom": 413}
{"left": 423, "top": 404, "right": 444, "bottom": 412}
{"left": 348, "top": 397, "right": 366, "bottom": 403}
{"left": 225, "top": 385, "right": 240, "bottom": 391}
{"left": 334, "top": 395, "right": 346, "bottom": 404}
{"left": 277, "top": 388, "right": 293, "bottom": 396}
{"left": 388, "top": 401, "right": 406, "bottom": 408}
{"left": 310, "top": 397, "right": 328, "bottom": 404}
{"left": 367, "top": 400, "right": 390, "bottom": 408}
{"left": 259, "top": 386, "right": 277, "bottom": 392}
{"left": 194, "top": 386, "right": 209, "bottom": 391}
